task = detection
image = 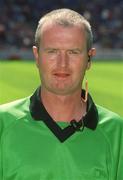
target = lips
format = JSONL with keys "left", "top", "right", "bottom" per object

{"left": 53, "top": 72, "right": 70, "bottom": 78}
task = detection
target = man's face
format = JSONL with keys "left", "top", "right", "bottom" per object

{"left": 33, "top": 24, "right": 94, "bottom": 95}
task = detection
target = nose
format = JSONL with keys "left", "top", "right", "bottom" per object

{"left": 57, "top": 51, "right": 68, "bottom": 68}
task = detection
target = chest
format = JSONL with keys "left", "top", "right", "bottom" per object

{"left": 2, "top": 124, "right": 111, "bottom": 180}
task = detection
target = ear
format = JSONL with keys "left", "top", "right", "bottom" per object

{"left": 32, "top": 46, "right": 39, "bottom": 67}
{"left": 88, "top": 48, "right": 96, "bottom": 58}
{"left": 86, "top": 48, "right": 96, "bottom": 70}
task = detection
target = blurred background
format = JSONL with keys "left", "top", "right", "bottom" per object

{"left": 0, "top": 0, "right": 123, "bottom": 59}
{"left": 0, "top": 0, "right": 123, "bottom": 116}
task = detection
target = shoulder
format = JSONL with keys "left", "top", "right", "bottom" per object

{"left": 0, "top": 97, "right": 30, "bottom": 131}
{"left": 96, "top": 104, "right": 123, "bottom": 137}
{"left": 0, "top": 96, "right": 30, "bottom": 115}
{"left": 96, "top": 104, "right": 123, "bottom": 125}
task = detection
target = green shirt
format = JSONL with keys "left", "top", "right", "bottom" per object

{"left": 0, "top": 88, "right": 123, "bottom": 180}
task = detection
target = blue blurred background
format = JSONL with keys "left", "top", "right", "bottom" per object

{"left": 0, "top": 0, "right": 123, "bottom": 52}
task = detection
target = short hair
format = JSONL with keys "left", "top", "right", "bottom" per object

{"left": 35, "top": 8, "right": 93, "bottom": 51}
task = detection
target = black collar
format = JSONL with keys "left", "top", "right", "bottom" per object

{"left": 29, "top": 87, "right": 98, "bottom": 142}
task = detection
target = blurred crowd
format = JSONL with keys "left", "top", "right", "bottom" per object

{"left": 0, "top": 0, "right": 123, "bottom": 50}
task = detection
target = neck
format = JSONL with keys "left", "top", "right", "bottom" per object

{"left": 40, "top": 88, "right": 86, "bottom": 122}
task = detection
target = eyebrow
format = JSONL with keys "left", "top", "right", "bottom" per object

{"left": 68, "top": 48, "right": 82, "bottom": 51}
{"left": 44, "top": 48, "right": 58, "bottom": 50}
{"left": 42, "top": 47, "right": 82, "bottom": 51}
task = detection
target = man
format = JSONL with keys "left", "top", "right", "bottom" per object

{"left": 0, "top": 8, "right": 123, "bottom": 180}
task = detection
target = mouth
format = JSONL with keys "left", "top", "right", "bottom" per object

{"left": 53, "top": 72, "right": 70, "bottom": 78}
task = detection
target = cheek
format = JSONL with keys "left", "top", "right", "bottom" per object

{"left": 38, "top": 60, "right": 55, "bottom": 77}
{"left": 72, "top": 64, "right": 87, "bottom": 83}
{"left": 73, "top": 60, "right": 87, "bottom": 73}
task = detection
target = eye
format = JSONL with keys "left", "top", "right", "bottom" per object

{"left": 68, "top": 49, "right": 81, "bottom": 55}
{"left": 46, "top": 49, "right": 58, "bottom": 54}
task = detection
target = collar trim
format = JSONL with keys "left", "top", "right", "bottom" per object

{"left": 29, "top": 87, "right": 98, "bottom": 142}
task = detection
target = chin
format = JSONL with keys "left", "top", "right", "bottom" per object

{"left": 48, "top": 86, "right": 79, "bottom": 96}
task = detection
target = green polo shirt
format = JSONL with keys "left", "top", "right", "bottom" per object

{"left": 0, "top": 88, "right": 123, "bottom": 180}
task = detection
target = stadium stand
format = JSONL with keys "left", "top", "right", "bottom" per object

{"left": 0, "top": 0, "right": 123, "bottom": 59}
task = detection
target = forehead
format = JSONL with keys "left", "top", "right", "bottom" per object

{"left": 41, "top": 22, "right": 85, "bottom": 35}
{"left": 40, "top": 23, "right": 86, "bottom": 47}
